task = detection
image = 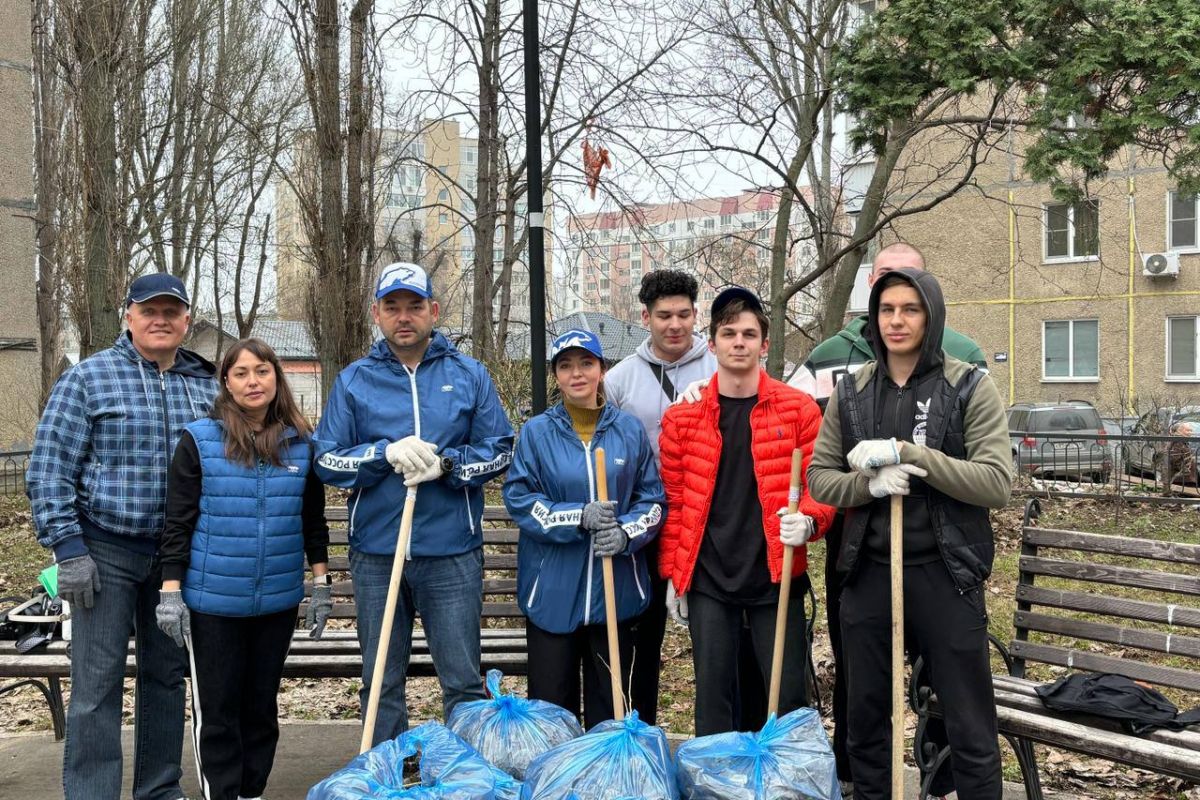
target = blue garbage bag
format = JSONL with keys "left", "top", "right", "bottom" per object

{"left": 307, "top": 721, "right": 518, "bottom": 800}
{"left": 448, "top": 670, "right": 583, "bottom": 780}
{"left": 520, "top": 711, "right": 677, "bottom": 800}
{"left": 674, "top": 708, "right": 841, "bottom": 799}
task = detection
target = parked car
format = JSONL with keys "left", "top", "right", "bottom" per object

{"left": 1007, "top": 401, "right": 1112, "bottom": 483}
{"left": 1123, "top": 406, "right": 1200, "bottom": 487}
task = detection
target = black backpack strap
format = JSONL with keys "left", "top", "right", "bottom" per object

{"left": 649, "top": 363, "right": 677, "bottom": 403}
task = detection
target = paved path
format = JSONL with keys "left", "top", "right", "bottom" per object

{"left": 0, "top": 721, "right": 1062, "bottom": 798}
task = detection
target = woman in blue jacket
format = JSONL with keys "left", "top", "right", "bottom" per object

{"left": 155, "top": 338, "right": 332, "bottom": 800}
{"left": 503, "top": 329, "right": 666, "bottom": 728}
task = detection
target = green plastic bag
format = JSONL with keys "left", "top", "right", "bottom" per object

{"left": 38, "top": 564, "right": 58, "bottom": 599}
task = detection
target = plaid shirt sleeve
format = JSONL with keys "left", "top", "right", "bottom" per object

{"left": 27, "top": 368, "right": 93, "bottom": 558}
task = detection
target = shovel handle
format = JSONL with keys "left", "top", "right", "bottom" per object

{"left": 891, "top": 493, "right": 904, "bottom": 799}
{"left": 767, "top": 448, "right": 804, "bottom": 717}
{"left": 594, "top": 447, "right": 624, "bottom": 721}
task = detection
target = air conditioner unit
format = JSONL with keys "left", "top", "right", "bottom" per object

{"left": 1143, "top": 252, "right": 1180, "bottom": 278}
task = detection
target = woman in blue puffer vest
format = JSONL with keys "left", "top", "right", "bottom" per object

{"left": 503, "top": 329, "right": 666, "bottom": 729}
{"left": 155, "top": 338, "right": 331, "bottom": 800}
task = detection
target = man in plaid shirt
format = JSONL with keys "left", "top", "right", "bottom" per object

{"left": 28, "top": 273, "right": 217, "bottom": 800}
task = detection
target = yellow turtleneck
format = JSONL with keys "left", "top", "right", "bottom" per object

{"left": 565, "top": 398, "right": 604, "bottom": 444}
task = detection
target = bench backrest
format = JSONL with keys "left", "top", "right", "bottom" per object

{"left": 1011, "top": 499, "right": 1200, "bottom": 692}
{"left": 299, "top": 504, "right": 522, "bottom": 624}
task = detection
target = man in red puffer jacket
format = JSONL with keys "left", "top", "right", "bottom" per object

{"left": 659, "top": 286, "right": 834, "bottom": 735}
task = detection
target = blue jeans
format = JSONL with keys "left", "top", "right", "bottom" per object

{"left": 64, "top": 537, "right": 187, "bottom": 800}
{"left": 350, "top": 548, "right": 486, "bottom": 746}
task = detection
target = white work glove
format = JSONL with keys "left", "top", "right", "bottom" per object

{"left": 404, "top": 458, "right": 443, "bottom": 488}
{"left": 847, "top": 437, "right": 902, "bottom": 476}
{"left": 665, "top": 579, "right": 689, "bottom": 626}
{"left": 385, "top": 436, "right": 438, "bottom": 475}
{"left": 868, "top": 463, "right": 928, "bottom": 498}
{"left": 776, "top": 508, "right": 815, "bottom": 547}
{"left": 673, "top": 378, "right": 710, "bottom": 405}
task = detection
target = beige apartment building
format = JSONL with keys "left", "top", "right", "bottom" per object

{"left": 275, "top": 119, "right": 537, "bottom": 334}
{"left": 0, "top": 7, "right": 39, "bottom": 446}
{"left": 564, "top": 188, "right": 818, "bottom": 324}
{"left": 893, "top": 135, "right": 1200, "bottom": 414}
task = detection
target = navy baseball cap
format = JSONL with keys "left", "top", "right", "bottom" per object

{"left": 376, "top": 262, "right": 433, "bottom": 300}
{"left": 550, "top": 329, "right": 604, "bottom": 365}
{"left": 711, "top": 285, "right": 763, "bottom": 318}
{"left": 126, "top": 273, "right": 190, "bottom": 307}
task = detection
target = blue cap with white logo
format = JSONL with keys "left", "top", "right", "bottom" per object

{"left": 126, "top": 273, "right": 190, "bottom": 307}
{"left": 376, "top": 262, "right": 433, "bottom": 300}
{"left": 550, "top": 329, "right": 604, "bottom": 365}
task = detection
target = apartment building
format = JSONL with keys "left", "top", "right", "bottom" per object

{"left": 0, "top": 7, "right": 39, "bottom": 446}
{"left": 275, "top": 119, "right": 536, "bottom": 332}
{"left": 562, "top": 189, "right": 819, "bottom": 324}
{"left": 892, "top": 134, "right": 1200, "bottom": 414}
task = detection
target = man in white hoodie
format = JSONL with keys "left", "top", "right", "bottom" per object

{"left": 606, "top": 269, "right": 765, "bottom": 726}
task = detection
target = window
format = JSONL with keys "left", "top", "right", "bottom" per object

{"left": 600, "top": 278, "right": 609, "bottom": 290}
{"left": 1167, "top": 316, "right": 1199, "bottom": 379}
{"left": 720, "top": 214, "right": 732, "bottom": 228}
{"left": 1043, "top": 319, "right": 1099, "bottom": 380}
{"left": 438, "top": 188, "right": 449, "bottom": 202}
{"left": 1044, "top": 200, "right": 1099, "bottom": 260}
{"left": 438, "top": 212, "right": 448, "bottom": 224}
{"left": 1169, "top": 192, "right": 1198, "bottom": 250}
{"left": 757, "top": 209, "right": 770, "bottom": 222}
{"left": 703, "top": 218, "right": 715, "bottom": 232}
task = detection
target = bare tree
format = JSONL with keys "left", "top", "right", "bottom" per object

{"left": 279, "top": 0, "right": 378, "bottom": 398}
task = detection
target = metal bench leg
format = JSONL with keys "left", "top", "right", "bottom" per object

{"left": 49, "top": 676, "right": 66, "bottom": 741}
{"left": 0, "top": 677, "right": 65, "bottom": 740}
{"left": 1004, "top": 734, "right": 1043, "bottom": 800}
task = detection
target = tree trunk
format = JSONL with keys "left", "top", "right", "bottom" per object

{"left": 33, "top": 0, "right": 63, "bottom": 408}
{"left": 766, "top": 152, "right": 806, "bottom": 378}
{"left": 471, "top": 0, "right": 501, "bottom": 361}
{"left": 74, "top": 0, "right": 123, "bottom": 356}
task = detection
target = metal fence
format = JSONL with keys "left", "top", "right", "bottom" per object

{"left": 1010, "top": 431, "right": 1200, "bottom": 507}
{"left": 0, "top": 449, "right": 29, "bottom": 496}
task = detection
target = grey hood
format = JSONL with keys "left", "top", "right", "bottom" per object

{"left": 604, "top": 333, "right": 716, "bottom": 460}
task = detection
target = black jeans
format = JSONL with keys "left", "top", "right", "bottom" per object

{"left": 840, "top": 559, "right": 1001, "bottom": 800}
{"left": 526, "top": 618, "right": 635, "bottom": 730}
{"left": 688, "top": 578, "right": 809, "bottom": 737}
{"left": 187, "top": 606, "right": 296, "bottom": 800}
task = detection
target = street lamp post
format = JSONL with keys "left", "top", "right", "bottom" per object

{"left": 523, "top": 0, "right": 547, "bottom": 414}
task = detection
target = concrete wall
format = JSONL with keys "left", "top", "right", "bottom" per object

{"left": 0, "top": 8, "right": 39, "bottom": 447}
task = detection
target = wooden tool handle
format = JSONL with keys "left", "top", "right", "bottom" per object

{"left": 768, "top": 448, "right": 804, "bottom": 717}
{"left": 891, "top": 493, "right": 905, "bottom": 799}
{"left": 594, "top": 447, "right": 624, "bottom": 721}
{"left": 360, "top": 486, "right": 418, "bottom": 753}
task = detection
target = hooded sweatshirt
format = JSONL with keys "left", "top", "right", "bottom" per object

{"left": 604, "top": 333, "right": 716, "bottom": 459}
{"left": 808, "top": 269, "right": 1011, "bottom": 584}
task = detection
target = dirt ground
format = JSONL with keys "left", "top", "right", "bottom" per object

{"left": 2, "top": 494, "right": 1199, "bottom": 799}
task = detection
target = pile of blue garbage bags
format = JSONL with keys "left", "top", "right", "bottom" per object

{"left": 308, "top": 673, "right": 839, "bottom": 800}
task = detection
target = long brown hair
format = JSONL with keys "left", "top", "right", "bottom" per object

{"left": 213, "top": 338, "right": 312, "bottom": 467}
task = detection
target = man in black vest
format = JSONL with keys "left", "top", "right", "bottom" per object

{"left": 808, "top": 269, "right": 1011, "bottom": 800}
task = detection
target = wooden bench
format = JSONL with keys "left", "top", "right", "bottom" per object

{"left": 911, "top": 498, "right": 1200, "bottom": 799}
{"left": 0, "top": 505, "right": 526, "bottom": 739}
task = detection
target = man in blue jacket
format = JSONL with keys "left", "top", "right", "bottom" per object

{"left": 27, "top": 273, "right": 217, "bottom": 800}
{"left": 315, "top": 262, "right": 515, "bottom": 744}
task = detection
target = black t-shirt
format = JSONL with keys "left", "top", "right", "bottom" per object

{"left": 691, "top": 394, "right": 776, "bottom": 605}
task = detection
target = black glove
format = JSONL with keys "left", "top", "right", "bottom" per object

{"left": 580, "top": 500, "right": 616, "bottom": 532}
{"left": 591, "top": 523, "right": 628, "bottom": 558}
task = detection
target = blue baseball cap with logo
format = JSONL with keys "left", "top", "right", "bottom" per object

{"left": 126, "top": 273, "right": 190, "bottom": 307}
{"left": 376, "top": 262, "right": 433, "bottom": 300}
{"left": 550, "top": 329, "right": 604, "bottom": 366}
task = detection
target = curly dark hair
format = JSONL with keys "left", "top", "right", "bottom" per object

{"left": 638, "top": 269, "right": 698, "bottom": 308}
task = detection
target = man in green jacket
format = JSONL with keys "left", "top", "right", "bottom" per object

{"left": 809, "top": 268, "right": 1011, "bottom": 800}
{"left": 790, "top": 242, "right": 986, "bottom": 798}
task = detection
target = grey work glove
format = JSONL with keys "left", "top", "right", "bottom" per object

{"left": 307, "top": 583, "right": 333, "bottom": 639}
{"left": 56, "top": 554, "right": 101, "bottom": 610}
{"left": 155, "top": 590, "right": 190, "bottom": 649}
{"left": 665, "top": 579, "right": 689, "bottom": 626}
{"left": 591, "top": 523, "right": 628, "bottom": 558}
{"left": 580, "top": 500, "right": 616, "bottom": 532}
